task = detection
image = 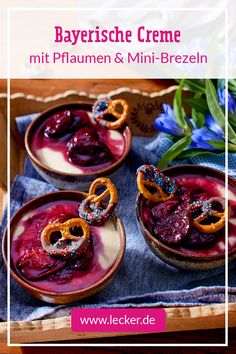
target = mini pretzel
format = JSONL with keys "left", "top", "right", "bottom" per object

{"left": 191, "top": 197, "right": 229, "bottom": 234}
{"left": 137, "top": 165, "right": 177, "bottom": 202}
{"left": 41, "top": 218, "right": 90, "bottom": 258}
{"left": 188, "top": 200, "right": 212, "bottom": 222}
{"left": 92, "top": 97, "right": 129, "bottom": 130}
{"left": 79, "top": 177, "right": 118, "bottom": 226}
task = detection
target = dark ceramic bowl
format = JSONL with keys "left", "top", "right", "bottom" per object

{"left": 25, "top": 102, "right": 132, "bottom": 190}
{"left": 136, "top": 164, "right": 236, "bottom": 270}
{"left": 2, "top": 191, "right": 126, "bottom": 304}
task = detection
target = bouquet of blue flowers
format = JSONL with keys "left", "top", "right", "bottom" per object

{"left": 155, "top": 79, "right": 236, "bottom": 169}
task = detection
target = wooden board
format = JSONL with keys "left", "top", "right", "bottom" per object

{"left": 0, "top": 303, "right": 235, "bottom": 344}
{"left": 0, "top": 85, "right": 235, "bottom": 344}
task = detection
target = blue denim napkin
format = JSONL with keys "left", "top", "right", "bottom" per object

{"left": 0, "top": 113, "right": 236, "bottom": 322}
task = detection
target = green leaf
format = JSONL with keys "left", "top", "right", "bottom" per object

{"left": 205, "top": 80, "right": 236, "bottom": 143}
{"left": 230, "top": 90, "right": 236, "bottom": 99}
{"left": 206, "top": 79, "right": 225, "bottom": 129}
{"left": 229, "top": 79, "right": 236, "bottom": 87}
{"left": 173, "top": 81, "right": 190, "bottom": 133}
{"left": 207, "top": 140, "right": 225, "bottom": 150}
{"left": 228, "top": 79, "right": 236, "bottom": 94}
{"left": 165, "top": 134, "right": 179, "bottom": 142}
{"left": 208, "top": 140, "right": 236, "bottom": 152}
{"left": 192, "top": 109, "right": 205, "bottom": 128}
{"left": 217, "top": 79, "right": 225, "bottom": 89}
{"left": 157, "top": 135, "right": 192, "bottom": 169}
{"left": 176, "top": 148, "right": 224, "bottom": 160}
{"left": 229, "top": 112, "right": 236, "bottom": 130}
{"left": 176, "top": 79, "right": 205, "bottom": 93}
{"left": 184, "top": 98, "right": 209, "bottom": 115}
{"left": 228, "top": 124, "right": 236, "bottom": 144}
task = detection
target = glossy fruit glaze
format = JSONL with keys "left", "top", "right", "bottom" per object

{"left": 30, "top": 109, "right": 125, "bottom": 174}
{"left": 141, "top": 174, "right": 236, "bottom": 257}
{"left": 11, "top": 200, "right": 120, "bottom": 293}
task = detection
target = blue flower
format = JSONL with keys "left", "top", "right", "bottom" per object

{"left": 217, "top": 88, "right": 236, "bottom": 114}
{"left": 187, "top": 118, "right": 197, "bottom": 130}
{"left": 190, "top": 126, "right": 224, "bottom": 151}
{"left": 204, "top": 114, "right": 224, "bottom": 136}
{"left": 154, "top": 104, "right": 184, "bottom": 136}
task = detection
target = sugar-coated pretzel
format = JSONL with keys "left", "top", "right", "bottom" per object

{"left": 137, "top": 165, "right": 177, "bottom": 202}
{"left": 92, "top": 97, "right": 129, "bottom": 130}
{"left": 208, "top": 197, "right": 226, "bottom": 216}
{"left": 41, "top": 218, "right": 90, "bottom": 258}
{"left": 79, "top": 177, "right": 118, "bottom": 226}
{"left": 188, "top": 200, "right": 212, "bottom": 222}
{"left": 192, "top": 197, "right": 229, "bottom": 234}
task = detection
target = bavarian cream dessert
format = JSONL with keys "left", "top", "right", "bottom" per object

{"left": 137, "top": 165, "right": 236, "bottom": 257}
{"left": 31, "top": 98, "right": 129, "bottom": 174}
{"left": 11, "top": 178, "right": 121, "bottom": 293}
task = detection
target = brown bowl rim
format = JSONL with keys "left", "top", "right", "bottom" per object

{"left": 136, "top": 164, "right": 236, "bottom": 262}
{"left": 2, "top": 190, "right": 126, "bottom": 297}
{"left": 24, "top": 101, "right": 132, "bottom": 177}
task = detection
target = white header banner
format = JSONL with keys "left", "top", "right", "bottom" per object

{"left": 8, "top": 8, "right": 226, "bottom": 78}
{"left": 0, "top": 0, "right": 235, "bottom": 78}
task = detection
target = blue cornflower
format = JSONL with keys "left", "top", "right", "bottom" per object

{"left": 154, "top": 104, "right": 185, "bottom": 136}
{"left": 204, "top": 114, "right": 224, "bottom": 136}
{"left": 217, "top": 88, "right": 236, "bottom": 114}
{"left": 186, "top": 118, "right": 197, "bottom": 130}
{"left": 190, "top": 126, "right": 224, "bottom": 151}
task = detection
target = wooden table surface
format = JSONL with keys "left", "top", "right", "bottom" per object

{"left": 1, "top": 328, "right": 236, "bottom": 353}
{"left": 0, "top": 78, "right": 235, "bottom": 352}
{"left": 0, "top": 79, "right": 175, "bottom": 97}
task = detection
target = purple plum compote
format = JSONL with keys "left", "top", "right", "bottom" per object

{"left": 31, "top": 109, "right": 125, "bottom": 174}
{"left": 67, "top": 127, "right": 113, "bottom": 167}
{"left": 11, "top": 200, "right": 120, "bottom": 293}
{"left": 138, "top": 166, "right": 236, "bottom": 257}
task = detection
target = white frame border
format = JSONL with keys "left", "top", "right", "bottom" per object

{"left": 6, "top": 6, "right": 229, "bottom": 347}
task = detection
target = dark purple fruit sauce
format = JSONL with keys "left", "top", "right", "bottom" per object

{"left": 11, "top": 200, "right": 120, "bottom": 293}
{"left": 141, "top": 174, "right": 236, "bottom": 257}
{"left": 31, "top": 109, "right": 125, "bottom": 173}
